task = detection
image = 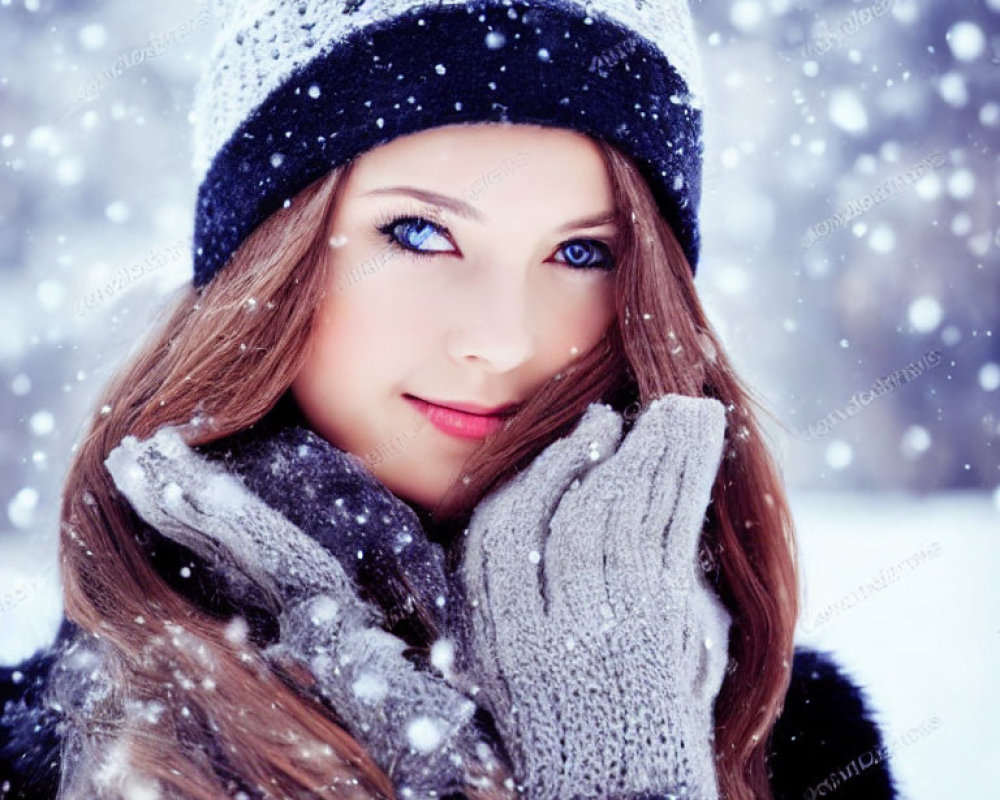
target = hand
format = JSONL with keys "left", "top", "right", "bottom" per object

{"left": 105, "top": 427, "right": 507, "bottom": 800}
{"left": 450, "top": 393, "right": 733, "bottom": 800}
{"left": 105, "top": 427, "right": 338, "bottom": 609}
{"left": 194, "top": 421, "right": 453, "bottom": 634}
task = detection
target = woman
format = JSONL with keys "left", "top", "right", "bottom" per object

{"left": 1, "top": 1, "right": 898, "bottom": 798}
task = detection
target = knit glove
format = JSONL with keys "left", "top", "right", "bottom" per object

{"left": 194, "top": 419, "right": 458, "bottom": 639}
{"left": 105, "top": 428, "right": 507, "bottom": 800}
{"left": 449, "top": 393, "right": 733, "bottom": 800}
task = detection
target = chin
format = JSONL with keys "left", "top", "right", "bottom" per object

{"left": 376, "top": 469, "right": 440, "bottom": 510}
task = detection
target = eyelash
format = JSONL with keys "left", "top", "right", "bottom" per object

{"left": 373, "top": 209, "right": 616, "bottom": 272}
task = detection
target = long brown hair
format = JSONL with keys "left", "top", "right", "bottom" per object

{"left": 58, "top": 133, "right": 797, "bottom": 799}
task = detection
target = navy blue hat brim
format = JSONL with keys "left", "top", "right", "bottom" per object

{"left": 193, "top": 0, "right": 702, "bottom": 287}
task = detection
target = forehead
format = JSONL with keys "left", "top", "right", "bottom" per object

{"left": 345, "top": 123, "right": 615, "bottom": 216}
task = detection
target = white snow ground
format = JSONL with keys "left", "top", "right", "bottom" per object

{"left": 1, "top": 488, "right": 995, "bottom": 798}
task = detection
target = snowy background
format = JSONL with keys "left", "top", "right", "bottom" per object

{"left": 1, "top": 0, "right": 997, "bottom": 797}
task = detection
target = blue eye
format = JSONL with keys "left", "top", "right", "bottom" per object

{"left": 377, "top": 215, "right": 454, "bottom": 258}
{"left": 375, "top": 213, "right": 616, "bottom": 271}
{"left": 554, "top": 240, "right": 615, "bottom": 271}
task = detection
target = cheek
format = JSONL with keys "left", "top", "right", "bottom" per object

{"left": 542, "top": 279, "right": 616, "bottom": 359}
{"left": 304, "top": 302, "right": 364, "bottom": 381}
{"left": 300, "top": 269, "right": 425, "bottom": 391}
{"left": 295, "top": 295, "right": 377, "bottom": 408}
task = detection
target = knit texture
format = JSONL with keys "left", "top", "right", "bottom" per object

{"left": 2, "top": 634, "right": 904, "bottom": 800}
{"left": 190, "top": 0, "right": 706, "bottom": 286}
{"left": 98, "top": 418, "right": 507, "bottom": 800}
{"left": 449, "top": 393, "right": 732, "bottom": 800}
{"left": 0, "top": 400, "right": 902, "bottom": 799}
{"left": 195, "top": 404, "right": 456, "bottom": 641}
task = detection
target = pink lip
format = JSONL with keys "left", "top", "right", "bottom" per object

{"left": 404, "top": 395, "right": 514, "bottom": 440}
{"left": 417, "top": 396, "right": 520, "bottom": 417}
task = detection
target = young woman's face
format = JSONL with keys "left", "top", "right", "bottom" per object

{"left": 291, "top": 122, "right": 619, "bottom": 510}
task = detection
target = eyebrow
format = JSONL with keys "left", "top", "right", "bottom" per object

{"left": 360, "top": 186, "right": 619, "bottom": 233}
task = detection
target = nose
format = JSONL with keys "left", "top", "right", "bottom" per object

{"left": 444, "top": 265, "right": 537, "bottom": 373}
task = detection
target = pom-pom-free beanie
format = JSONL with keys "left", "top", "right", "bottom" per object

{"left": 190, "top": 0, "right": 706, "bottom": 288}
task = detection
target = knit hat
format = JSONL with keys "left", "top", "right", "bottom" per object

{"left": 190, "top": 0, "right": 706, "bottom": 288}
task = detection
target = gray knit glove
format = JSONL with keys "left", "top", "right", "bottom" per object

{"left": 450, "top": 393, "right": 733, "bottom": 800}
{"left": 105, "top": 428, "right": 507, "bottom": 800}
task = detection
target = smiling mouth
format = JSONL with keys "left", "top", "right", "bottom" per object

{"left": 404, "top": 394, "right": 519, "bottom": 417}
{"left": 403, "top": 394, "right": 517, "bottom": 440}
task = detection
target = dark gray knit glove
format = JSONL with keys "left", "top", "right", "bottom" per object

{"left": 105, "top": 428, "right": 507, "bottom": 800}
{"left": 450, "top": 393, "right": 733, "bottom": 800}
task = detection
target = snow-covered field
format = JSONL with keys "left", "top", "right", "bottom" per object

{"left": 3, "top": 489, "right": 995, "bottom": 799}
{"left": 790, "top": 489, "right": 998, "bottom": 800}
